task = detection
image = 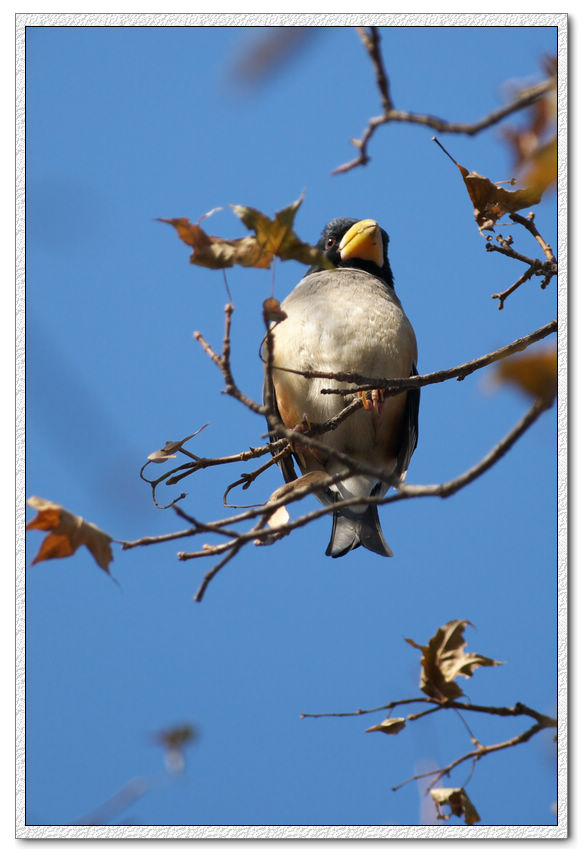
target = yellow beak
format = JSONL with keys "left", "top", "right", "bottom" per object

{"left": 338, "top": 219, "right": 384, "bottom": 269}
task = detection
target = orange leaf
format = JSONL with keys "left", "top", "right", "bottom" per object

{"left": 27, "top": 496, "right": 114, "bottom": 575}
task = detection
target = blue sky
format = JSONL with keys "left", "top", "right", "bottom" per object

{"left": 24, "top": 22, "right": 560, "bottom": 831}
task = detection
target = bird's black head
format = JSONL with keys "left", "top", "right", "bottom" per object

{"left": 307, "top": 217, "right": 394, "bottom": 288}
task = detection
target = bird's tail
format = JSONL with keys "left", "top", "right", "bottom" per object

{"left": 325, "top": 502, "right": 393, "bottom": 558}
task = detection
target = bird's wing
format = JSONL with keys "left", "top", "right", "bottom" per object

{"left": 395, "top": 362, "right": 420, "bottom": 480}
{"left": 262, "top": 365, "right": 298, "bottom": 486}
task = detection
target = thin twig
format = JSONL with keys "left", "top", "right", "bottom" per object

{"left": 491, "top": 263, "right": 538, "bottom": 310}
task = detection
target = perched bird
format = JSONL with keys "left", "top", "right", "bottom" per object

{"left": 264, "top": 217, "right": 419, "bottom": 558}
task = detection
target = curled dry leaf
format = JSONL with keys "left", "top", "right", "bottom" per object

{"left": 27, "top": 496, "right": 114, "bottom": 575}
{"left": 459, "top": 166, "right": 541, "bottom": 232}
{"left": 405, "top": 619, "right": 503, "bottom": 702}
{"left": 365, "top": 717, "right": 406, "bottom": 735}
{"left": 147, "top": 425, "right": 209, "bottom": 463}
{"left": 160, "top": 192, "right": 333, "bottom": 273}
{"left": 433, "top": 137, "right": 542, "bottom": 232}
{"left": 494, "top": 346, "right": 557, "bottom": 405}
{"left": 430, "top": 787, "right": 481, "bottom": 826}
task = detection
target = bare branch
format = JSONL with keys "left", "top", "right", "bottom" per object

{"left": 301, "top": 691, "right": 556, "bottom": 796}
{"left": 509, "top": 211, "right": 557, "bottom": 264}
{"left": 194, "top": 302, "right": 267, "bottom": 418}
{"left": 487, "top": 213, "right": 559, "bottom": 308}
{"left": 395, "top": 395, "right": 553, "bottom": 499}
{"left": 356, "top": 26, "right": 393, "bottom": 114}
{"left": 392, "top": 719, "right": 553, "bottom": 794}
{"left": 333, "top": 27, "right": 555, "bottom": 175}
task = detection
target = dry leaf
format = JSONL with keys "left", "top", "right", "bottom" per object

{"left": 494, "top": 347, "right": 557, "bottom": 404}
{"left": 27, "top": 496, "right": 114, "bottom": 575}
{"left": 147, "top": 425, "right": 209, "bottom": 463}
{"left": 160, "top": 193, "right": 333, "bottom": 272}
{"left": 457, "top": 163, "right": 541, "bottom": 232}
{"left": 405, "top": 619, "right": 503, "bottom": 702}
{"left": 158, "top": 215, "right": 270, "bottom": 269}
{"left": 365, "top": 717, "right": 406, "bottom": 735}
{"left": 433, "top": 137, "right": 542, "bottom": 232}
{"left": 430, "top": 787, "right": 481, "bottom": 825}
{"left": 230, "top": 192, "right": 332, "bottom": 269}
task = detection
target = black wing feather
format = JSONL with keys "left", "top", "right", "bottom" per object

{"left": 396, "top": 362, "right": 420, "bottom": 478}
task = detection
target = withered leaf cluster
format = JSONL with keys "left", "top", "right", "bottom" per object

{"left": 160, "top": 193, "right": 333, "bottom": 273}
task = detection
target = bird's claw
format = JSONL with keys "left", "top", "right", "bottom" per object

{"left": 358, "top": 389, "right": 385, "bottom": 413}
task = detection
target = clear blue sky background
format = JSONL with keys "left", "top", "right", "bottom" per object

{"left": 25, "top": 23, "right": 558, "bottom": 830}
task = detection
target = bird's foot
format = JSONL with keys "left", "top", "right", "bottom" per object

{"left": 358, "top": 389, "right": 385, "bottom": 414}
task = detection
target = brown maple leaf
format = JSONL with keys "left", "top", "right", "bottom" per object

{"left": 405, "top": 619, "right": 503, "bottom": 702}
{"left": 27, "top": 496, "right": 114, "bottom": 576}
{"left": 433, "top": 137, "right": 543, "bottom": 232}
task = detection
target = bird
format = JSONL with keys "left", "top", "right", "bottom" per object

{"left": 264, "top": 217, "right": 419, "bottom": 558}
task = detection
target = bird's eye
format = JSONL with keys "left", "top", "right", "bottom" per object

{"left": 325, "top": 236, "right": 336, "bottom": 249}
